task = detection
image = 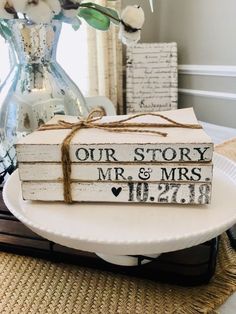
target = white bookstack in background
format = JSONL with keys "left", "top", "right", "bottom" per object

{"left": 17, "top": 108, "right": 213, "bottom": 205}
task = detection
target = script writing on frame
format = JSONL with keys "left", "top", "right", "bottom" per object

{"left": 126, "top": 43, "right": 178, "bottom": 114}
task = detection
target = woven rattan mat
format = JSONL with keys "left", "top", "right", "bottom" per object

{"left": 0, "top": 139, "right": 236, "bottom": 314}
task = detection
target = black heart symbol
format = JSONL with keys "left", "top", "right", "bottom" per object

{"left": 112, "top": 187, "right": 122, "bottom": 197}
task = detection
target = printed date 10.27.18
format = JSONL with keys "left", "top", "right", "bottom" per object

{"left": 127, "top": 182, "right": 211, "bottom": 204}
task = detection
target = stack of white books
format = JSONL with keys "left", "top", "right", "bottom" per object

{"left": 17, "top": 108, "right": 213, "bottom": 205}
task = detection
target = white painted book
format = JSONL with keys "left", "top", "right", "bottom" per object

{"left": 22, "top": 181, "right": 212, "bottom": 205}
{"left": 18, "top": 162, "right": 213, "bottom": 183}
{"left": 17, "top": 108, "right": 213, "bottom": 164}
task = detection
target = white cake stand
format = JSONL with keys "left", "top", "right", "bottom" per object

{"left": 3, "top": 153, "right": 236, "bottom": 266}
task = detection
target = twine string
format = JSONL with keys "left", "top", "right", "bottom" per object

{"left": 38, "top": 109, "right": 202, "bottom": 203}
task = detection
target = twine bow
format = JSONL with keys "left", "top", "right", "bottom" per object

{"left": 38, "top": 109, "right": 202, "bottom": 204}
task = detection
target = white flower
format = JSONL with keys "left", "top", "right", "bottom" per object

{"left": 121, "top": 5, "right": 145, "bottom": 30}
{"left": 119, "top": 25, "right": 141, "bottom": 46}
{"left": 119, "top": 5, "right": 145, "bottom": 46}
{"left": 11, "top": 0, "right": 61, "bottom": 23}
{"left": 63, "top": 0, "right": 81, "bottom": 19}
{"left": 63, "top": 9, "right": 77, "bottom": 19}
{"left": 10, "top": 0, "right": 27, "bottom": 12}
{"left": 46, "top": 0, "right": 62, "bottom": 15}
{"left": 0, "top": 0, "right": 15, "bottom": 19}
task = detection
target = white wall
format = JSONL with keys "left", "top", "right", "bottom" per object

{"left": 125, "top": 0, "right": 236, "bottom": 128}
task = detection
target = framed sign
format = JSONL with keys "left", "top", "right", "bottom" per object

{"left": 126, "top": 43, "right": 178, "bottom": 114}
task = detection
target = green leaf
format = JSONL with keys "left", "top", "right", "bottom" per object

{"left": 72, "top": 17, "right": 82, "bottom": 31}
{"left": 54, "top": 12, "right": 81, "bottom": 30}
{"left": 82, "top": 2, "right": 120, "bottom": 25}
{"left": 78, "top": 8, "right": 110, "bottom": 31}
{"left": 53, "top": 12, "right": 64, "bottom": 21}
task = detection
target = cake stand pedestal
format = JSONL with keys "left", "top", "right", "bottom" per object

{"left": 3, "top": 153, "right": 236, "bottom": 266}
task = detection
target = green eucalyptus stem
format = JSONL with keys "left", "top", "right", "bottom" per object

{"left": 79, "top": 3, "right": 121, "bottom": 23}
{"left": 62, "top": 2, "right": 121, "bottom": 23}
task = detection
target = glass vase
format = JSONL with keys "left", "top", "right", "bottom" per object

{"left": 0, "top": 20, "right": 89, "bottom": 184}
